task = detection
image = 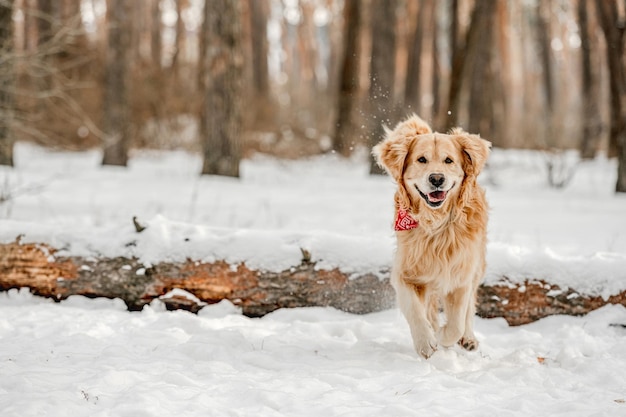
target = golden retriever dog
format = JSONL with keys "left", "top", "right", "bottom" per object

{"left": 373, "top": 114, "right": 491, "bottom": 359}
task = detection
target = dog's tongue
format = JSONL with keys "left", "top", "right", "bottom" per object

{"left": 428, "top": 191, "right": 447, "bottom": 202}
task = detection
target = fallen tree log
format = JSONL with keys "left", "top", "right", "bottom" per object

{"left": 0, "top": 242, "right": 396, "bottom": 316}
{"left": 1, "top": 242, "right": 625, "bottom": 325}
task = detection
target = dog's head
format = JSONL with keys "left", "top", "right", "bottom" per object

{"left": 373, "top": 115, "right": 491, "bottom": 210}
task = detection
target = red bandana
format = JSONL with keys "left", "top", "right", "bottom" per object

{"left": 394, "top": 208, "right": 419, "bottom": 231}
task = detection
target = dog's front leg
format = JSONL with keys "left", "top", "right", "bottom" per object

{"left": 395, "top": 278, "right": 438, "bottom": 358}
{"left": 458, "top": 287, "right": 479, "bottom": 351}
{"left": 439, "top": 285, "right": 472, "bottom": 348}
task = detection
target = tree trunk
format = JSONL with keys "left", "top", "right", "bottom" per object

{"left": 439, "top": 0, "right": 461, "bottom": 130}
{"left": 246, "top": 0, "right": 275, "bottom": 131}
{"left": 431, "top": 1, "right": 441, "bottom": 126}
{"left": 491, "top": 0, "right": 509, "bottom": 147}
{"left": 444, "top": 1, "right": 492, "bottom": 131}
{"left": 0, "top": 0, "right": 14, "bottom": 166}
{"left": 151, "top": 0, "right": 162, "bottom": 68}
{"left": 248, "top": 0, "right": 269, "bottom": 96}
{"left": 129, "top": 1, "right": 146, "bottom": 62}
{"left": 467, "top": 1, "right": 497, "bottom": 137}
{"left": 170, "top": 0, "right": 185, "bottom": 73}
{"left": 102, "top": 0, "right": 132, "bottom": 166}
{"left": 404, "top": 0, "right": 429, "bottom": 115}
{"left": 368, "top": 0, "right": 398, "bottom": 175}
{"left": 449, "top": 0, "right": 459, "bottom": 66}
{"left": 535, "top": 1, "right": 554, "bottom": 114}
{"left": 332, "top": 0, "right": 361, "bottom": 156}
{"left": 579, "top": 0, "right": 603, "bottom": 159}
{"left": 595, "top": 0, "right": 626, "bottom": 191}
{"left": 60, "top": 0, "right": 79, "bottom": 21}
{"left": 23, "top": 0, "right": 38, "bottom": 53}
{"left": 60, "top": 10, "right": 86, "bottom": 70}
{"left": 199, "top": 0, "right": 243, "bottom": 177}
{"left": 35, "top": 0, "right": 57, "bottom": 105}
{"left": 2, "top": 241, "right": 626, "bottom": 326}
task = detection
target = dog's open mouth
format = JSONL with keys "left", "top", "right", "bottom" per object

{"left": 427, "top": 190, "right": 447, "bottom": 203}
{"left": 416, "top": 186, "right": 448, "bottom": 208}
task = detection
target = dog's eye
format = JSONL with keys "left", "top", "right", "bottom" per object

{"left": 417, "top": 157, "right": 427, "bottom": 163}
{"left": 444, "top": 157, "right": 453, "bottom": 164}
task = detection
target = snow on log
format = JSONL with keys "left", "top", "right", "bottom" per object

{"left": 1, "top": 241, "right": 624, "bottom": 325}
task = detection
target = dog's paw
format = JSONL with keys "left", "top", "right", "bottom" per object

{"left": 458, "top": 336, "right": 479, "bottom": 351}
{"left": 414, "top": 337, "right": 438, "bottom": 359}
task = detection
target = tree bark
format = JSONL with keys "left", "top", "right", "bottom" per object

{"left": 23, "top": 0, "right": 38, "bottom": 53}
{"left": 34, "top": 0, "right": 57, "bottom": 110}
{"left": 467, "top": 1, "right": 498, "bottom": 137}
{"left": 0, "top": 0, "right": 14, "bottom": 166}
{"left": 444, "top": 0, "right": 487, "bottom": 130}
{"left": 102, "top": 0, "right": 132, "bottom": 166}
{"left": 595, "top": 0, "right": 626, "bottom": 191}
{"left": 491, "top": 0, "right": 509, "bottom": 147}
{"left": 431, "top": 1, "right": 441, "bottom": 126}
{"left": 535, "top": 1, "right": 554, "bottom": 114}
{"left": 332, "top": 0, "right": 361, "bottom": 156}
{"left": 199, "top": 0, "right": 243, "bottom": 177}
{"left": 368, "top": 0, "right": 398, "bottom": 175}
{"left": 1, "top": 241, "right": 625, "bottom": 326}
{"left": 404, "top": 0, "right": 429, "bottom": 115}
{"left": 578, "top": 0, "right": 603, "bottom": 159}
{"left": 439, "top": 0, "right": 461, "bottom": 130}
{"left": 170, "top": 0, "right": 185, "bottom": 73}
{"left": 246, "top": 0, "right": 275, "bottom": 131}
{"left": 248, "top": 0, "right": 269, "bottom": 96}
{"left": 151, "top": 0, "right": 162, "bottom": 68}
{"left": 449, "top": 0, "right": 459, "bottom": 68}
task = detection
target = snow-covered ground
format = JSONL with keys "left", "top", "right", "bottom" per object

{"left": 2, "top": 290, "right": 626, "bottom": 416}
{"left": 1, "top": 143, "right": 626, "bottom": 416}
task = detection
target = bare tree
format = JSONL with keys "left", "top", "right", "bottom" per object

{"left": 467, "top": 0, "right": 499, "bottom": 140}
{"left": 199, "top": 0, "right": 243, "bottom": 177}
{"left": 246, "top": 0, "right": 276, "bottom": 131}
{"left": 170, "top": 0, "right": 185, "bottom": 73}
{"left": 102, "top": 0, "right": 133, "bottom": 166}
{"left": 248, "top": 0, "right": 269, "bottom": 96}
{"left": 333, "top": 0, "right": 361, "bottom": 156}
{"left": 368, "top": 0, "right": 398, "bottom": 175}
{"left": 449, "top": 0, "right": 459, "bottom": 65}
{"left": 444, "top": 0, "right": 497, "bottom": 134}
{"left": 148, "top": 0, "right": 164, "bottom": 125}
{"left": 595, "top": 0, "right": 626, "bottom": 192}
{"left": 0, "top": 0, "right": 14, "bottom": 166}
{"left": 3, "top": 0, "right": 100, "bottom": 151}
{"left": 151, "top": 0, "right": 162, "bottom": 68}
{"left": 35, "top": 0, "right": 56, "bottom": 99}
{"left": 430, "top": 0, "right": 441, "bottom": 126}
{"left": 535, "top": 1, "right": 554, "bottom": 114}
{"left": 404, "top": 0, "right": 434, "bottom": 115}
{"left": 578, "top": 0, "right": 602, "bottom": 159}
{"left": 440, "top": 0, "right": 461, "bottom": 130}
{"left": 21, "top": 0, "right": 37, "bottom": 52}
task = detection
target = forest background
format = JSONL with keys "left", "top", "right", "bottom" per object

{"left": 0, "top": 0, "right": 625, "bottom": 191}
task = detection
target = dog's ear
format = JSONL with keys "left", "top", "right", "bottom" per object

{"left": 451, "top": 128, "right": 491, "bottom": 176}
{"left": 372, "top": 130, "right": 414, "bottom": 180}
{"left": 373, "top": 115, "right": 432, "bottom": 180}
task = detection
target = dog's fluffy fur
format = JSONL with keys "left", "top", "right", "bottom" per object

{"left": 373, "top": 114, "right": 491, "bottom": 358}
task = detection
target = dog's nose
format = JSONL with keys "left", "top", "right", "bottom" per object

{"left": 429, "top": 173, "right": 445, "bottom": 188}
